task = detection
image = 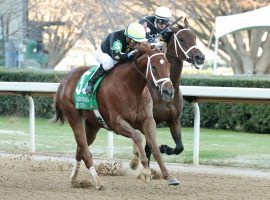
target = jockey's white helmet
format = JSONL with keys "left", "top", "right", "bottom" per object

{"left": 124, "top": 23, "right": 147, "bottom": 42}
{"left": 155, "top": 6, "right": 172, "bottom": 21}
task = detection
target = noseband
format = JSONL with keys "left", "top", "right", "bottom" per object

{"left": 133, "top": 52, "right": 172, "bottom": 93}
{"left": 174, "top": 28, "right": 198, "bottom": 62}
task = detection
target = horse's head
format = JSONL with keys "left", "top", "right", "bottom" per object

{"left": 166, "top": 18, "right": 205, "bottom": 69}
{"left": 134, "top": 42, "right": 174, "bottom": 102}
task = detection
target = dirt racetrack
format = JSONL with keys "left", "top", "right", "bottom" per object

{"left": 0, "top": 153, "right": 269, "bottom": 200}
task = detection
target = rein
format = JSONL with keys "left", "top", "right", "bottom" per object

{"left": 132, "top": 61, "right": 158, "bottom": 91}
{"left": 132, "top": 52, "right": 171, "bottom": 92}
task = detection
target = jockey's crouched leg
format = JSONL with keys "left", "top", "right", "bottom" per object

{"left": 85, "top": 64, "right": 106, "bottom": 95}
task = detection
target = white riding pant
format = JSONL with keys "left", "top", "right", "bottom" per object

{"left": 95, "top": 47, "right": 118, "bottom": 71}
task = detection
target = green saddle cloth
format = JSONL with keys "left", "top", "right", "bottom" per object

{"left": 74, "top": 66, "right": 105, "bottom": 110}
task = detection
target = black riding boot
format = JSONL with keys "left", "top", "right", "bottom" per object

{"left": 85, "top": 64, "right": 106, "bottom": 95}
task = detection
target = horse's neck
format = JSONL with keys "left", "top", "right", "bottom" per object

{"left": 165, "top": 32, "right": 184, "bottom": 90}
{"left": 167, "top": 55, "right": 183, "bottom": 90}
{"left": 117, "top": 62, "right": 148, "bottom": 95}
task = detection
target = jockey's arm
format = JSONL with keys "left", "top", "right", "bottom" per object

{"left": 139, "top": 17, "right": 146, "bottom": 25}
{"left": 111, "top": 51, "right": 131, "bottom": 61}
{"left": 139, "top": 17, "right": 151, "bottom": 34}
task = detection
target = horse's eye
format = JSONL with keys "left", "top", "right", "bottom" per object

{"left": 152, "top": 66, "right": 156, "bottom": 72}
{"left": 179, "top": 38, "right": 184, "bottom": 43}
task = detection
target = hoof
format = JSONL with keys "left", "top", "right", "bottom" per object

{"left": 95, "top": 184, "right": 103, "bottom": 190}
{"left": 140, "top": 174, "right": 151, "bottom": 182}
{"left": 139, "top": 168, "right": 151, "bottom": 183}
{"left": 168, "top": 177, "right": 180, "bottom": 186}
{"left": 70, "top": 172, "right": 79, "bottom": 183}
{"left": 150, "top": 168, "right": 162, "bottom": 180}
{"left": 160, "top": 145, "right": 168, "bottom": 153}
{"left": 129, "top": 156, "right": 139, "bottom": 170}
{"left": 95, "top": 176, "right": 103, "bottom": 190}
{"left": 70, "top": 177, "right": 77, "bottom": 183}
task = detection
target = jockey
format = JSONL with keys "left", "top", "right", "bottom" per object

{"left": 139, "top": 6, "right": 172, "bottom": 43}
{"left": 85, "top": 22, "right": 147, "bottom": 95}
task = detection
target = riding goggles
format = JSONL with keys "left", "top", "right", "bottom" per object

{"left": 129, "top": 39, "right": 140, "bottom": 46}
{"left": 156, "top": 19, "right": 171, "bottom": 26}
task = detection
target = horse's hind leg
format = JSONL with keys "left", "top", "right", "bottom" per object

{"left": 70, "top": 120, "right": 100, "bottom": 183}
{"left": 67, "top": 114, "right": 102, "bottom": 189}
{"left": 85, "top": 121, "right": 102, "bottom": 188}
{"left": 70, "top": 146, "right": 82, "bottom": 183}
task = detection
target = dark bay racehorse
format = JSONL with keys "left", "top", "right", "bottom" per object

{"left": 53, "top": 43, "right": 179, "bottom": 189}
{"left": 130, "top": 18, "right": 205, "bottom": 169}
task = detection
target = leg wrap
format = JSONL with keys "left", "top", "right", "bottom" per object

{"left": 70, "top": 160, "right": 81, "bottom": 182}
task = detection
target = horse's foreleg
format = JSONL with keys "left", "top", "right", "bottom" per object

{"left": 115, "top": 118, "right": 151, "bottom": 182}
{"left": 131, "top": 132, "right": 151, "bottom": 182}
{"left": 142, "top": 118, "right": 168, "bottom": 178}
{"left": 131, "top": 141, "right": 152, "bottom": 169}
{"left": 130, "top": 142, "right": 152, "bottom": 170}
{"left": 130, "top": 142, "right": 140, "bottom": 170}
{"left": 170, "top": 120, "right": 184, "bottom": 155}
{"left": 142, "top": 118, "right": 179, "bottom": 185}
{"left": 160, "top": 119, "right": 184, "bottom": 155}
{"left": 145, "top": 143, "right": 152, "bottom": 166}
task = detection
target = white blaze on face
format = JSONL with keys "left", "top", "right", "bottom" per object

{"left": 160, "top": 59, "right": 165, "bottom": 65}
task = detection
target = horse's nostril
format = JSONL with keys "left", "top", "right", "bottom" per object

{"left": 194, "top": 55, "right": 205, "bottom": 65}
{"left": 163, "top": 90, "right": 169, "bottom": 96}
{"left": 201, "top": 55, "right": 205, "bottom": 61}
{"left": 162, "top": 89, "right": 174, "bottom": 99}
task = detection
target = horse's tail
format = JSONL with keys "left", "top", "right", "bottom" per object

{"left": 50, "top": 89, "right": 65, "bottom": 124}
{"left": 51, "top": 102, "right": 65, "bottom": 124}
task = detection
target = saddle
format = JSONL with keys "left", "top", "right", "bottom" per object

{"left": 74, "top": 66, "right": 105, "bottom": 110}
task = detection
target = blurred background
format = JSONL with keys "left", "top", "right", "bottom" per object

{"left": 0, "top": 0, "right": 269, "bottom": 74}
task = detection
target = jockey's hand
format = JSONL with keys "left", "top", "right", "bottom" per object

{"left": 127, "top": 49, "right": 138, "bottom": 58}
{"left": 142, "top": 22, "right": 151, "bottom": 33}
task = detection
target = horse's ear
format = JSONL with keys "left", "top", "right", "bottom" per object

{"left": 184, "top": 18, "right": 189, "bottom": 29}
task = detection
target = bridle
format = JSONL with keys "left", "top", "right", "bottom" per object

{"left": 133, "top": 52, "right": 172, "bottom": 93}
{"left": 173, "top": 28, "right": 198, "bottom": 62}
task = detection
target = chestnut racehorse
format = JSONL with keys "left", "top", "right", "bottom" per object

{"left": 53, "top": 43, "right": 179, "bottom": 189}
{"left": 130, "top": 18, "right": 205, "bottom": 169}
